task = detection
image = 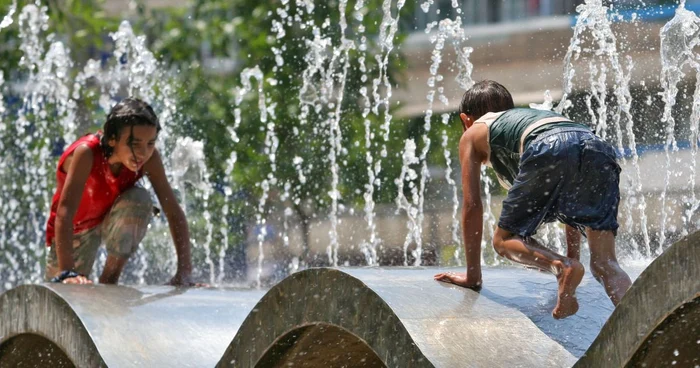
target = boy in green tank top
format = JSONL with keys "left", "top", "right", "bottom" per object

{"left": 434, "top": 80, "right": 632, "bottom": 319}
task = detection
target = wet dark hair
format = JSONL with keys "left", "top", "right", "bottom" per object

{"left": 101, "top": 97, "right": 160, "bottom": 158}
{"left": 459, "top": 80, "right": 514, "bottom": 119}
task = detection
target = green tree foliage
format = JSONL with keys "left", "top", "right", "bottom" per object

{"left": 0, "top": 0, "right": 116, "bottom": 81}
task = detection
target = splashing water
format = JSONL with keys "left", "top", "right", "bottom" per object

{"left": 558, "top": 0, "right": 650, "bottom": 256}
{"left": 270, "top": 1, "right": 294, "bottom": 259}
{"left": 395, "top": 139, "right": 420, "bottom": 266}
{"left": 480, "top": 165, "right": 499, "bottom": 265}
{"left": 218, "top": 101, "right": 245, "bottom": 283}
{"left": 0, "top": 0, "right": 15, "bottom": 30}
{"left": 361, "top": 0, "right": 408, "bottom": 265}
{"left": 357, "top": 0, "right": 379, "bottom": 266}
{"left": 658, "top": 3, "right": 700, "bottom": 251}
{"left": 170, "top": 137, "right": 214, "bottom": 283}
{"left": 441, "top": 114, "right": 461, "bottom": 265}
{"left": 325, "top": 0, "right": 355, "bottom": 267}
{"left": 417, "top": 2, "right": 473, "bottom": 265}
{"left": 530, "top": 90, "right": 554, "bottom": 111}
{"left": 0, "top": 3, "right": 73, "bottom": 285}
{"left": 108, "top": 21, "right": 179, "bottom": 137}
{"left": 238, "top": 66, "right": 277, "bottom": 287}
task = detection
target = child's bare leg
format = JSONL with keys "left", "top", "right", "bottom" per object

{"left": 494, "top": 227, "right": 585, "bottom": 319}
{"left": 586, "top": 229, "right": 631, "bottom": 305}
{"left": 100, "top": 187, "right": 152, "bottom": 285}
{"left": 99, "top": 255, "right": 129, "bottom": 284}
{"left": 565, "top": 224, "right": 582, "bottom": 260}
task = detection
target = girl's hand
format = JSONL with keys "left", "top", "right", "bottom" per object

{"left": 62, "top": 275, "right": 93, "bottom": 285}
{"left": 51, "top": 270, "right": 92, "bottom": 285}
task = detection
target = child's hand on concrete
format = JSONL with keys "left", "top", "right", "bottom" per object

{"left": 434, "top": 271, "right": 482, "bottom": 290}
{"left": 62, "top": 275, "right": 93, "bottom": 285}
{"left": 167, "top": 272, "right": 208, "bottom": 287}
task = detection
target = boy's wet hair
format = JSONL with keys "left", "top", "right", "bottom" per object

{"left": 101, "top": 97, "right": 160, "bottom": 158}
{"left": 459, "top": 80, "right": 514, "bottom": 119}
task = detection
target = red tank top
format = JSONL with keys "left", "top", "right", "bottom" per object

{"left": 45, "top": 133, "right": 143, "bottom": 245}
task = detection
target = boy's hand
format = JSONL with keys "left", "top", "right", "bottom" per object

{"left": 434, "top": 271, "right": 482, "bottom": 290}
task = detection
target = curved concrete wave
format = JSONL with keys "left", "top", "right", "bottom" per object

{"left": 1, "top": 234, "right": 697, "bottom": 367}
{"left": 0, "top": 283, "right": 266, "bottom": 367}
{"left": 0, "top": 284, "right": 104, "bottom": 367}
{"left": 217, "top": 268, "right": 434, "bottom": 368}
{"left": 217, "top": 267, "right": 583, "bottom": 367}
{"left": 575, "top": 231, "right": 700, "bottom": 368}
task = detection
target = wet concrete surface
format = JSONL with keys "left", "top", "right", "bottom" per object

{"left": 0, "top": 245, "right": 695, "bottom": 368}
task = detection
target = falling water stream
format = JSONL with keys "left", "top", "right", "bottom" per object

{"left": 659, "top": 0, "right": 700, "bottom": 251}
{"left": 556, "top": 0, "right": 652, "bottom": 256}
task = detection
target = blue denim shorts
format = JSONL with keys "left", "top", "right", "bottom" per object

{"left": 498, "top": 127, "right": 621, "bottom": 237}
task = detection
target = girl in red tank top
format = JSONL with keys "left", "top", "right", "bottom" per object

{"left": 46, "top": 133, "right": 143, "bottom": 243}
{"left": 45, "top": 98, "right": 196, "bottom": 286}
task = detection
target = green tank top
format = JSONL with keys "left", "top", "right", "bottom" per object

{"left": 479, "top": 108, "right": 589, "bottom": 189}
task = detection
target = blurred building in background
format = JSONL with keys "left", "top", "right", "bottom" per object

{"left": 398, "top": 0, "right": 700, "bottom": 118}
{"left": 103, "top": 0, "right": 698, "bottom": 121}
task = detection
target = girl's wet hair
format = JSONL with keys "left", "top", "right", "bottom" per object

{"left": 459, "top": 80, "right": 514, "bottom": 120}
{"left": 101, "top": 97, "right": 160, "bottom": 158}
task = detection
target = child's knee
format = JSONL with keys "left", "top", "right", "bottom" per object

{"left": 102, "top": 189, "right": 152, "bottom": 257}
{"left": 104, "top": 229, "right": 146, "bottom": 258}
{"left": 492, "top": 228, "right": 515, "bottom": 257}
{"left": 492, "top": 237, "right": 507, "bottom": 257}
{"left": 119, "top": 187, "right": 152, "bottom": 207}
{"left": 105, "top": 188, "right": 153, "bottom": 234}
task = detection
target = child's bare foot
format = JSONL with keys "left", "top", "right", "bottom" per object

{"left": 552, "top": 259, "right": 584, "bottom": 319}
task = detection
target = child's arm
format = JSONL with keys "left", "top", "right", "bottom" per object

{"left": 460, "top": 134, "right": 485, "bottom": 285}
{"left": 143, "top": 149, "right": 194, "bottom": 286}
{"left": 54, "top": 145, "right": 94, "bottom": 284}
{"left": 434, "top": 129, "right": 486, "bottom": 288}
{"left": 565, "top": 224, "right": 581, "bottom": 260}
